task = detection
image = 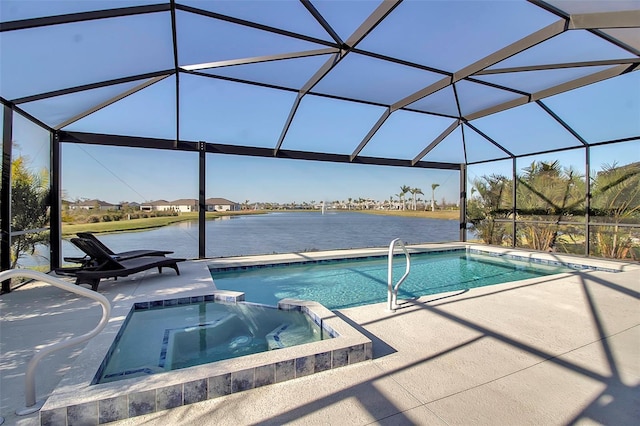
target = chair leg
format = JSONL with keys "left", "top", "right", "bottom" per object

{"left": 75, "top": 277, "right": 101, "bottom": 292}
{"left": 159, "top": 264, "right": 180, "bottom": 275}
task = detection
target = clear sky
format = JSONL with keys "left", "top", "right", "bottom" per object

{"left": 56, "top": 143, "right": 462, "bottom": 205}
{"left": 4, "top": 1, "right": 639, "bottom": 206}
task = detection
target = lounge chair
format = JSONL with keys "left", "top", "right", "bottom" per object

{"left": 76, "top": 232, "right": 173, "bottom": 260}
{"left": 55, "top": 237, "right": 185, "bottom": 291}
{"left": 63, "top": 232, "right": 173, "bottom": 267}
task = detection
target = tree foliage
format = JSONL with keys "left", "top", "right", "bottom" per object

{"left": 515, "top": 161, "right": 585, "bottom": 252}
{"left": 467, "top": 160, "right": 639, "bottom": 259}
{"left": 467, "top": 174, "right": 512, "bottom": 245}
{"left": 10, "top": 156, "right": 50, "bottom": 268}
{"left": 589, "top": 162, "right": 640, "bottom": 259}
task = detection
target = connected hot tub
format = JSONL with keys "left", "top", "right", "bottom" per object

{"left": 39, "top": 291, "right": 372, "bottom": 425}
{"left": 95, "top": 299, "right": 333, "bottom": 383}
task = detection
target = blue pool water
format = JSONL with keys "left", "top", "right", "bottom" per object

{"left": 210, "top": 250, "right": 574, "bottom": 310}
{"left": 95, "top": 301, "right": 329, "bottom": 384}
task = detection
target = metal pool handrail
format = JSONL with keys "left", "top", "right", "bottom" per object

{"left": 0, "top": 269, "right": 111, "bottom": 416}
{"left": 387, "top": 238, "right": 411, "bottom": 312}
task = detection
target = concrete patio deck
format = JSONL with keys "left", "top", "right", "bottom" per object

{"left": 1, "top": 246, "right": 638, "bottom": 425}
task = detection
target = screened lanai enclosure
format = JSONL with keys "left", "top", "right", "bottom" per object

{"left": 1, "top": 0, "right": 639, "bottom": 291}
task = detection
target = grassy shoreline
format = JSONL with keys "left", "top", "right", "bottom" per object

{"left": 61, "top": 211, "right": 264, "bottom": 237}
{"left": 357, "top": 209, "right": 459, "bottom": 220}
{"left": 61, "top": 209, "right": 460, "bottom": 236}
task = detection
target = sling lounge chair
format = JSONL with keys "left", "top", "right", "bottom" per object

{"left": 76, "top": 232, "right": 173, "bottom": 260}
{"left": 63, "top": 232, "right": 174, "bottom": 267}
{"left": 57, "top": 237, "right": 185, "bottom": 291}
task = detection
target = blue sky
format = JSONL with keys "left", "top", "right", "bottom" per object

{"left": 56, "top": 143, "right": 462, "bottom": 205}
{"left": 4, "top": 1, "right": 639, "bottom": 206}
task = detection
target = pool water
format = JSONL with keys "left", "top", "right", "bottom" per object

{"left": 211, "top": 250, "right": 574, "bottom": 310}
{"left": 96, "top": 301, "right": 329, "bottom": 384}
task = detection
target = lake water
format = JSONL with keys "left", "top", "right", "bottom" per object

{"left": 60, "top": 211, "right": 460, "bottom": 262}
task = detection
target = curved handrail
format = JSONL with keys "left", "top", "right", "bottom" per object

{"left": 0, "top": 269, "right": 111, "bottom": 415}
{"left": 387, "top": 238, "right": 411, "bottom": 312}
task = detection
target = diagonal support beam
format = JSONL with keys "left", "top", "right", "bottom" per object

{"left": 569, "top": 10, "right": 640, "bottom": 30}
{"left": 392, "top": 19, "right": 567, "bottom": 111}
{"left": 301, "top": 0, "right": 343, "bottom": 45}
{"left": 412, "top": 119, "right": 460, "bottom": 166}
{"left": 299, "top": 0, "right": 400, "bottom": 95}
{"left": 181, "top": 48, "right": 338, "bottom": 71}
{"left": 0, "top": 4, "right": 169, "bottom": 32}
{"left": 591, "top": 28, "right": 640, "bottom": 57}
{"left": 536, "top": 100, "right": 588, "bottom": 146}
{"left": 464, "top": 122, "right": 514, "bottom": 158}
{"left": 272, "top": 51, "right": 340, "bottom": 155}
{"left": 273, "top": 94, "right": 303, "bottom": 155}
{"left": 12, "top": 70, "right": 175, "bottom": 104}
{"left": 452, "top": 19, "right": 567, "bottom": 82}
{"left": 274, "top": 0, "right": 401, "bottom": 155}
{"left": 343, "top": 0, "right": 402, "bottom": 48}
{"left": 476, "top": 58, "right": 640, "bottom": 75}
{"left": 391, "top": 76, "right": 452, "bottom": 112}
{"left": 532, "top": 63, "right": 635, "bottom": 100}
{"left": 350, "top": 108, "right": 391, "bottom": 161}
{"left": 55, "top": 75, "right": 171, "bottom": 130}
{"left": 465, "top": 64, "right": 634, "bottom": 121}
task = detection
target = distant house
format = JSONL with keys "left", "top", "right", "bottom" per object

{"left": 205, "top": 198, "right": 240, "bottom": 212}
{"left": 140, "top": 200, "right": 168, "bottom": 212}
{"left": 69, "top": 199, "right": 121, "bottom": 211}
{"left": 140, "top": 199, "right": 197, "bottom": 212}
{"left": 139, "top": 198, "right": 239, "bottom": 212}
{"left": 167, "top": 199, "right": 198, "bottom": 213}
{"left": 123, "top": 202, "right": 141, "bottom": 210}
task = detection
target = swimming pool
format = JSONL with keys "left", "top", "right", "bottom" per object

{"left": 39, "top": 245, "right": 630, "bottom": 424}
{"left": 210, "top": 249, "right": 576, "bottom": 309}
{"left": 95, "top": 300, "right": 332, "bottom": 384}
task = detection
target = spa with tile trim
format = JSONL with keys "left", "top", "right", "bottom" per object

{"left": 38, "top": 291, "right": 372, "bottom": 425}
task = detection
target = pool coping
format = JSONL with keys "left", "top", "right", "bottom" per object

{"left": 207, "top": 242, "right": 639, "bottom": 274}
{"left": 39, "top": 292, "right": 371, "bottom": 425}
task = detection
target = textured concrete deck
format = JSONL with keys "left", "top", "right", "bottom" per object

{"left": 1, "top": 246, "right": 639, "bottom": 425}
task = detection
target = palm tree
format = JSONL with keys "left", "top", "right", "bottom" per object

{"left": 516, "top": 161, "right": 584, "bottom": 252}
{"left": 431, "top": 183, "right": 440, "bottom": 211}
{"left": 589, "top": 162, "right": 639, "bottom": 258}
{"left": 395, "top": 193, "right": 403, "bottom": 210}
{"left": 411, "top": 187, "right": 423, "bottom": 211}
{"left": 400, "top": 185, "right": 411, "bottom": 211}
{"left": 466, "top": 174, "right": 512, "bottom": 245}
{"left": 347, "top": 197, "right": 352, "bottom": 211}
